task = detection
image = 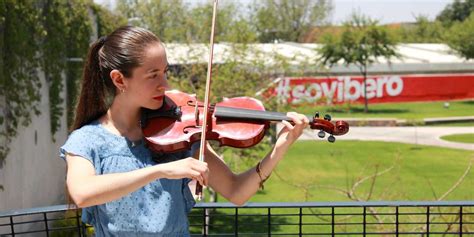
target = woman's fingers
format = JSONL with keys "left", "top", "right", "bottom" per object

{"left": 190, "top": 170, "right": 205, "bottom": 186}
{"left": 286, "top": 112, "right": 299, "bottom": 127}
{"left": 279, "top": 112, "right": 309, "bottom": 143}
{"left": 193, "top": 168, "right": 209, "bottom": 187}
{"left": 189, "top": 158, "right": 209, "bottom": 186}
{"left": 281, "top": 120, "right": 293, "bottom": 130}
{"left": 287, "top": 112, "right": 309, "bottom": 126}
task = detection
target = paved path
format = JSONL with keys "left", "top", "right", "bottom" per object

{"left": 296, "top": 126, "right": 474, "bottom": 151}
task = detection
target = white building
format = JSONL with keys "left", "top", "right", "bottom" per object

{"left": 165, "top": 43, "right": 474, "bottom": 75}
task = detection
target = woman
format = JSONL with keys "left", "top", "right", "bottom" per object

{"left": 61, "top": 26, "right": 309, "bottom": 236}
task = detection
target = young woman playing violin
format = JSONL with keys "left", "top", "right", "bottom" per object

{"left": 61, "top": 26, "right": 309, "bottom": 236}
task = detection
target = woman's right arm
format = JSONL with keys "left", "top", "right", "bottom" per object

{"left": 66, "top": 154, "right": 208, "bottom": 208}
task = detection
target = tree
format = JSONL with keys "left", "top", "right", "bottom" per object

{"left": 317, "top": 14, "right": 398, "bottom": 113}
{"left": 116, "top": 0, "right": 257, "bottom": 43}
{"left": 397, "top": 15, "right": 445, "bottom": 43}
{"left": 185, "top": 1, "right": 257, "bottom": 43}
{"left": 116, "top": 0, "right": 190, "bottom": 42}
{"left": 250, "top": 0, "right": 332, "bottom": 43}
{"left": 434, "top": 0, "right": 474, "bottom": 59}
{"left": 0, "top": 0, "right": 123, "bottom": 189}
{"left": 116, "top": 1, "right": 334, "bottom": 43}
{"left": 445, "top": 12, "right": 474, "bottom": 59}
{"left": 437, "top": 0, "right": 474, "bottom": 25}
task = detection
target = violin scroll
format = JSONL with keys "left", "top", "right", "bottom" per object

{"left": 309, "top": 113, "right": 349, "bottom": 143}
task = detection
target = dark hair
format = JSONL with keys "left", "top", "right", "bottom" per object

{"left": 72, "top": 26, "right": 160, "bottom": 130}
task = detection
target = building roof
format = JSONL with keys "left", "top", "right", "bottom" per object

{"left": 163, "top": 43, "right": 474, "bottom": 75}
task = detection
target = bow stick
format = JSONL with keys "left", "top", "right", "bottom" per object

{"left": 196, "top": 0, "right": 219, "bottom": 200}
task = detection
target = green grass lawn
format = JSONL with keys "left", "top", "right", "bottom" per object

{"left": 216, "top": 140, "right": 474, "bottom": 202}
{"left": 290, "top": 100, "right": 474, "bottom": 120}
{"left": 255, "top": 141, "right": 473, "bottom": 202}
{"left": 441, "top": 133, "right": 474, "bottom": 144}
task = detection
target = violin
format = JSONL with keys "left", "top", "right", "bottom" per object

{"left": 141, "top": 90, "right": 349, "bottom": 154}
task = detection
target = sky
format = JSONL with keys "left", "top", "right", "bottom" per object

{"left": 95, "top": 0, "right": 453, "bottom": 24}
{"left": 331, "top": 0, "right": 452, "bottom": 24}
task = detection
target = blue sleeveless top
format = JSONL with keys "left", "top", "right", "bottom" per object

{"left": 60, "top": 120, "right": 197, "bottom": 237}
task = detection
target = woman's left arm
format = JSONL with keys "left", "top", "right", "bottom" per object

{"left": 206, "top": 112, "right": 309, "bottom": 206}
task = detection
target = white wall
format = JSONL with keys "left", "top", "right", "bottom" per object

{"left": 0, "top": 72, "right": 68, "bottom": 211}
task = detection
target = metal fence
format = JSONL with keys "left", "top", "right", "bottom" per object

{"left": 1, "top": 201, "right": 473, "bottom": 236}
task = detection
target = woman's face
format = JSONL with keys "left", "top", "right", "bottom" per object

{"left": 124, "top": 42, "right": 170, "bottom": 110}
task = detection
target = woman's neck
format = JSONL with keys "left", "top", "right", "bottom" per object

{"left": 101, "top": 98, "right": 142, "bottom": 141}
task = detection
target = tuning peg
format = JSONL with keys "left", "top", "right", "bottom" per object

{"left": 328, "top": 135, "right": 336, "bottom": 143}
{"left": 324, "top": 114, "right": 331, "bottom": 121}
{"left": 314, "top": 112, "right": 320, "bottom": 118}
{"left": 318, "top": 130, "right": 325, "bottom": 138}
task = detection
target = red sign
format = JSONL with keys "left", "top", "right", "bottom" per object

{"left": 272, "top": 74, "right": 474, "bottom": 105}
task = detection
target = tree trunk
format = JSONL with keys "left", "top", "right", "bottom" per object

{"left": 363, "top": 65, "right": 369, "bottom": 113}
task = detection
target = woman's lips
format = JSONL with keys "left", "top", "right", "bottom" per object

{"left": 153, "top": 95, "right": 164, "bottom": 100}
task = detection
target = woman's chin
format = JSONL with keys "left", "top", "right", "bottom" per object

{"left": 145, "top": 101, "right": 164, "bottom": 110}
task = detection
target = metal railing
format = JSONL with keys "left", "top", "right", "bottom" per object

{"left": 1, "top": 201, "right": 473, "bottom": 236}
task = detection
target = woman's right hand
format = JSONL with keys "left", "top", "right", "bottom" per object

{"left": 160, "top": 158, "right": 209, "bottom": 186}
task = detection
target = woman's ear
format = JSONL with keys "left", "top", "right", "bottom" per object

{"left": 110, "top": 69, "right": 126, "bottom": 92}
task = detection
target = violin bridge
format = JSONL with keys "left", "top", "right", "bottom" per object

{"left": 194, "top": 102, "right": 200, "bottom": 126}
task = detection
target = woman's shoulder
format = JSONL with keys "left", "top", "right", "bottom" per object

{"left": 67, "top": 120, "right": 115, "bottom": 147}
{"left": 66, "top": 120, "right": 135, "bottom": 156}
{"left": 61, "top": 120, "right": 105, "bottom": 162}
{"left": 69, "top": 120, "right": 102, "bottom": 138}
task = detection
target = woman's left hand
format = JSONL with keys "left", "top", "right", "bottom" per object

{"left": 275, "top": 112, "right": 309, "bottom": 148}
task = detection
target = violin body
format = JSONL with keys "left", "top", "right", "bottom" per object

{"left": 141, "top": 90, "right": 349, "bottom": 154}
{"left": 142, "top": 90, "right": 269, "bottom": 153}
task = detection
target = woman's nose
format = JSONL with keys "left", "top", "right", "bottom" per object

{"left": 157, "top": 86, "right": 168, "bottom": 92}
{"left": 159, "top": 78, "right": 170, "bottom": 90}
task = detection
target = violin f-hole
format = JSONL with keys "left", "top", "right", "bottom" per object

{"left": 183, "top": 125, "right": 201, "bottom": 134}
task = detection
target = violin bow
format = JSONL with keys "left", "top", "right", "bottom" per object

{"left": 196, "top": 0, "right": 219, "bottom": 200}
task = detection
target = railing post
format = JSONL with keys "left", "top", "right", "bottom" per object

{"left": 331, "top": 207, "right": 335, "bottom": 237}
{"left": 459, "top": 206, "right": 463, "bottom": 236}
{"left": 44, "top": 213, "right": 50, "bottom": 237}
{"left": 363, "top": 207, "right": 366, "bottom": 236}
{"left": 9, "top": 216, "right": 15, "bottom": 237}
{"left": 426, "top": 206, "right": 430, "bottom": 237}
{"left": 395, "top": 206, "right": 399, "bottom": 237}
{"left": 268, "top": 207, "right": 271, "bottom": 237}
{"left": 202, "top": 207, "right": 207, "bottom": 236}
{"left": 299, "top": 207, "right": 302, "bottom": 237}
{"left": 75, "top": 209, "right": 83, "bottom": 237}
{"left": 234, "top": 207, "right": 238, "bottom": 237}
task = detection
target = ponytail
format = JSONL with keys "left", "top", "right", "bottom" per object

{"left": 71, "top": 37, "right": 112, "bottom": 131}
{"left": 71, "top": 26, "right": 160, "bottom": 131}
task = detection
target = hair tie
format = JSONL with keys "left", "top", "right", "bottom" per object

{"left": 97, "top": 36, "right": 108, "bottom": 80}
